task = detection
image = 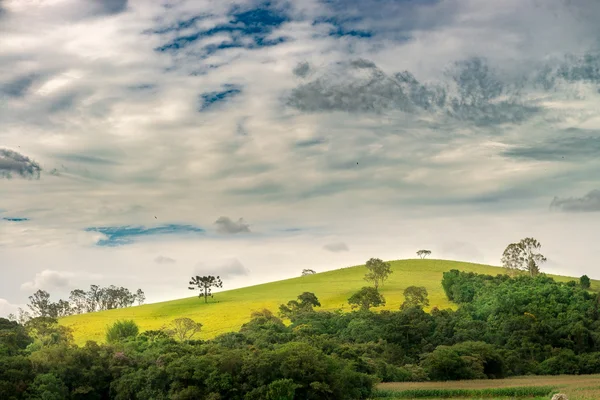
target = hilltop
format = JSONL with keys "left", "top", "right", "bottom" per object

{"left": 59, "top": 259, "right": 597, "bottom": 345}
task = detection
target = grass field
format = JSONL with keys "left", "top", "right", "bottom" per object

{"left": 59, "top": 259, "right": 599, "bottom": 345}
{"left": 375, "top": 374, "right": 600, "bottom": 399}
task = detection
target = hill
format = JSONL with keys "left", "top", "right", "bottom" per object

{"left": 59, "top": 259, "right": 597, "bottom": 345}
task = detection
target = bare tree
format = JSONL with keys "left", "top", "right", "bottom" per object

{"left": 189, "top": 275, "right": 223, "bottom": 303}
{"left": 501, "top": 237, "right": 547, "bottom": 277}
{"left": 135, "top": 289, "right": 146, "bottom": 306}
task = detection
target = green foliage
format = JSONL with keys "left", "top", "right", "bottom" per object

{"left": 348, "top": 287, "right": 386, "bottom": 310}
{"left": 401, "top": 286, "right": 429, "bottom": 309}
{"left": 26, "top": 373, "right": 69, "bottom": 400}
{"left": 364, "top": 258, "right": 393, "bottom": 289}
{"left": 105, "top": 320, "right": 139, "bottom": 343}
{"left": 501, "top": 237, "right": 547, "bottom": 277}
{"left": 581, "top": 274, "right": 591, "bottom": 289}
{"left": 189, "top": 275, "right": 223, "bottom": 303}
{"left": 279, "top": 292, "right": 321, "bottom": 321}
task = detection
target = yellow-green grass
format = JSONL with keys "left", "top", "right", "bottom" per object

{"left": 377, "top": 374, "right": 600, "bottom": 399}
{"left": 59, "top": 259, "right": 600, "bottom": 346}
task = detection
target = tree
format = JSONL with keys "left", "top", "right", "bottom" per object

{"left": 49, "top": 299, "right": 72, "bottom": 318}
{"left": 86, "top": 284, "right": 102, "bottom": 313}
{"left": 69, "top": 289, "right": 87, "bottom": 315}
{"left": 105, "top": 320, "right": 139, "bottom": 343}
{"left": 169, "top": 318, "right": 203, "bottom": 341}
{"left": 135, "top": 289, "right": 146, "bottom": 306}
{"left": 416, "top": 250, "right": 432, "bottom": 259}
{"left": 279, "top": 292, "right": 321, "bottom": 320}
{"left": 348, "top": 287, "right": 386, "bottom": 311}
{"left": 580, "top": 275, "right": 591, "bottom": 290}
{"left": 501, "top": 237, "right": 547, "bottom": 277}
{"left": 188, "top": 275, "right": 223, "bottom": 303}
{"left": 28, "top": 290, "right": 52, "bottom": 317}
{"left": 364, "top": 258, "right": 393, "bottom": 289}
{"left": 301, "top": 269, "right": 316, "bottom": 276}
{"left": 402, "top": 286, "right": 430, "bottom": 309}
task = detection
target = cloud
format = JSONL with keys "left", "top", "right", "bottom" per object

{"left": 86, "top": 225, "right": 206, "bottom": 247}
{"left": 90, "top": 0, "right": 128, "bottom": 16}
{"left": 0, "top": 149, "right": 42, "bottom": 179}
{"left": 20, "top": 270, "right": 71, "bottom": 292}
{"left": 215, "top": 217, "right": 251, "bottom": 234}
{"left": 194, "top": 258, "right": 250, "bottom": 279}
{"left": 550, "top": 190, "right": 600, "bottom": 212}
{"left": 323, "top": 242, "right": 349, "bottom": 252}
{"left": 502, "top": 133, "right": 600, "bottom": 162}
{"left": 293, "top": 61, "right": 311, "bottom": 78}
{"left": 0, "top": 298, "right": 21, "bottom": 318}
{"left": 155, "top": 255, "right": 177, "bottom": 264}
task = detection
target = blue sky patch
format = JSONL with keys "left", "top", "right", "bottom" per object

{"left": 86, "top": 224, "right": 206, "bottom": 247}
{"left": 154, "top": 2, "right": 290, "bottom": 54}
{"left": 199, "top": 84, "right": 242, "bottom": 111}
{"left": 2, "top": 217, "right": 29, "bottom": 222}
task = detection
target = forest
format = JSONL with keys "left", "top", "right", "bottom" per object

{"left": 2, "top": 267, "right": 600, "bottom": 399}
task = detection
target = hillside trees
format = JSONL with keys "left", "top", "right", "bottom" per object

{"left": 402, "top": 286, "right": 430, "bottom": 309}
{"left": 189, "top": 275, "right": 223, "bottom": 303}
{"left": 348, "top": 287, "right": 386, "bottom": 311}
{"left": 279, "top": 292, "right": 321, "bottom": 320}
{"left": 169, "top": 317, "right": 202, "bottom": 341}
{"left": 25, "top": 285, "right": 145, "bottom": 319}
{"left": 581, "top": 275, "right": 591, "bottom": 289}
{"left": 501, "top": 237, "right": 547, "bottom": 277}
{"left": 364, "top": 258, "right": 393, "bottom": 289}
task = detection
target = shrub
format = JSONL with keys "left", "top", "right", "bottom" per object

{"left": 105, "top": 320, "right": 139, "bottom": 343}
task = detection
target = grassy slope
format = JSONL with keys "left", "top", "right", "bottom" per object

{"left": 59, "top": 259, "right": 599, "bottom": 345}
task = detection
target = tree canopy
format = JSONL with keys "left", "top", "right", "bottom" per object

{"left": 364, "top": 258, "right": 393, "bottom": 289}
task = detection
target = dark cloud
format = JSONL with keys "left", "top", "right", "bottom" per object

{"left": 214, "top": 216, "right": 251, "bottom": 234}
{"left": 90, "top": 0, "right": 128, "bottom": 16}
{"left": 323, "top": 242, "right": 349, "bottom": 252}
{"left": 293, "top": 62, "right": 311, "bottom": 78}
{"left": 0, "top": 75, "right": 38, "bottom": 98}
{"left": 57, "top": 154, "right": 120, "bottom": 165}
{"left": 155, "top": 255, "right": 176, "bottom": 264}
{"left": 0, "top": 149, "right": 42, "bottom": 179}
{"left": 194, "top": 258, "right": 250, "bottom": 279}
{"left": 550, "top": 190, "right": 600, "bottom": 212}
{"left": 294, "top": 137, "right": 327, "bottom": 148}
{"left": 502, "top": 134, "right": 600, "bottom": 161}
{"left": 287, "top": 57, "right": 540, "bottom": 126}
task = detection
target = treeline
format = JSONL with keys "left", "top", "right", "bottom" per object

{"left": 11, "top": 285, "right": 145, "bottom": 322}
{"left": 2, "top": 271, "right": 600, "bottom": 399}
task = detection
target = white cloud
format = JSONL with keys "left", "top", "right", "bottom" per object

{"left": 0, "top": 298, "right": 21, "bottom": 318}
{"left": 20, "top": 269, "right": 71, "bottom": 292}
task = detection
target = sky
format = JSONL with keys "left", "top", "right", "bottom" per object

{"left": 2, "top": 0, "right": 600, "bottom": 316}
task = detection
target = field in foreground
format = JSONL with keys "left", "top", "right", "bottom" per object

{"left": 60, "top": 259, "right": 599, "bottom": 345}
{"left": 376, "top": 374, "right": 600, "bottom": 399}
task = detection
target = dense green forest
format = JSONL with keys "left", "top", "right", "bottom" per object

{"left": 2, "top": 270, "right": 600, "bottom": 399}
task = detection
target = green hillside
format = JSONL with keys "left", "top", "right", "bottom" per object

{"left": 59, "top": 259, "right": 597, "bottom": 345}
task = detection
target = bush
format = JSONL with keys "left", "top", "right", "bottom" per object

{"left": 537, "top": 349, "right": 580, "bottom": 375}
{"left": 106, "top": 320, "right": 139, "bottom": 343}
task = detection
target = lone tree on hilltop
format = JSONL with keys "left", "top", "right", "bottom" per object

{"left": 402, "top": 286, "right": 430, "bottom": 309}
{"left": 364, "top": 258, "right": 393, "bottom": 290}
{"left": 580, "top": 275, "right": 591, "bottom": 289}
{"left": 416, "top": 250, "right": 432, "bottom": 259}
{"left": 302, "top": 269, "right": 316, "bottom": 276}
{"left": 189, "top": 275, "right": 223, "bottom": 303}
{"left": 501, "top": 237, "right": 547, "bottom": 277}
{"left": 348, "top": 287, "right": 386, "bottom": 311}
